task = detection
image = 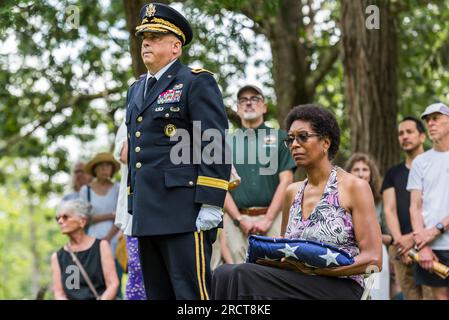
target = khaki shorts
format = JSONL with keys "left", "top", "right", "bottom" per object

{"left": 388, "top": 246, "right": 434, "bottom": 300}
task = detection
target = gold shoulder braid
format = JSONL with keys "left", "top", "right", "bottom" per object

{"left": 191, "top": 68, "right": 214, "bottom": 76}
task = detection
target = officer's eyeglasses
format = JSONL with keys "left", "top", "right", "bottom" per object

{"left": 283, "top": 132, "right": 321, "bottom": 148}
{"left": 238, "top": 96, "right": 263, "bottom": 105}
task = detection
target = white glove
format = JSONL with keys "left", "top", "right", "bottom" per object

{"left": 195, "top": 205, "right": 223, "bottom": 232}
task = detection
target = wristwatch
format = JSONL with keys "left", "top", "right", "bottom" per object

{"left": 233, "top": 216, "right": 243, "bottom": 227}
{"left": 436, "top": 222, "right": 445, "bottom": 234}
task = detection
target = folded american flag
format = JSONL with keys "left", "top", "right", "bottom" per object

{"left": 246, "top": 235, "right": 355, "bottom": 268}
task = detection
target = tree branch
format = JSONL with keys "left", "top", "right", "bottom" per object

{"left": 0, "top": 87, "right": 123, "bottom": 155}
{"left": 210, "top": 0, "right": 266, "bottom": 35}
{"left": 306, "top": 41, "right": 341, "bottom": 94}
{"left": 305, "top": 0, "right": 316, "bottom": 46}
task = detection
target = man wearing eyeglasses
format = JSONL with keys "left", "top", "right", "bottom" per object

{"left": 220, "top": 85, "right": 296, "bottom": 264}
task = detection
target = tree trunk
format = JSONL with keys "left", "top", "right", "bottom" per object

{"left": 123, "top": 0, "right": 152, "bottom": 78}
{"left": 122, "top": 0, "right": 340, "bottom": 130}
{"left": 264, "top": 0, "right": 312, "bottom": 128}
{"left": 163, "top": 0, "right": 340, "bottom": 130}
{"left": 123, "top": 0, "right": 174, "bottom": 79}
{"left": 341, "top": 0, "right": 400, "bottom": 175}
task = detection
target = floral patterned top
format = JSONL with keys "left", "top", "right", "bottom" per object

{"left": 285, "top": 166, "right": 364, "bottom": 287}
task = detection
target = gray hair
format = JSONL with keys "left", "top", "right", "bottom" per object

{"left": 70, "top": 161, "right": 85, "bottom": 191}
{"left": 58, "top": 198, "right": 92, "bottom": 218}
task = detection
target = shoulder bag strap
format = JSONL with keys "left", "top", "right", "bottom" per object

{"left": 65, "top": 244, "right": 101, "bottom": 300}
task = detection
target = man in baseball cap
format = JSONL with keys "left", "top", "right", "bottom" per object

{"left": 408, "top": 101, "right": 449, "bottom": 300}
{"left": 218, "top": 84, "right": 296, "bottom": 266}
{"left": 421, "top": 102, "right": 449, "bottom": 120}
{"left": 236, "top": 84, "right": 264, "bottom": 100}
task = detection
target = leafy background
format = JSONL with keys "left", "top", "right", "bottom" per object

{"left": 0, "top": 0, "right": 448, "bottom": 299}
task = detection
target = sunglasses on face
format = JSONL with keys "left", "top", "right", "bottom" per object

{"left": 238, "top": 96, "right": 263, "bottom": 105}
{"left": 55, "top": 214, "right": 73, "bottom": 222}
{"left": 283, "top": 132, "right": 321, "bottom": 148}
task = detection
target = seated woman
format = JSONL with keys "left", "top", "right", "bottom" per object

{"left": 51, "top": 199, "right": 119, "bottom": 300}
{"left": 212, "top": 104, "right": 382, "bottom": 300}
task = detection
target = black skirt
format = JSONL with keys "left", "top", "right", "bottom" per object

{"left": 212, "top": 263, "right": 363, "bottom": 300}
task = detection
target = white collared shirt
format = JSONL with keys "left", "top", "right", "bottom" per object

{"left": 144, "top": 59, "right": 177, "bottom": 97}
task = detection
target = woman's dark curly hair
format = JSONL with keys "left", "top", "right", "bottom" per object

{"left": 285, "top": 104, "right": 341, "bottom": 160}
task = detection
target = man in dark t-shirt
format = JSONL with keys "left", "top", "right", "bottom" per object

{"left": 382, "top": 164, "right": 413, "bottom": 235}
{"left": 381, "top": 116, "right": 432, "bottom": 299}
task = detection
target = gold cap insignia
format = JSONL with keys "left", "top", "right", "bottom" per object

{"left": 146, "top": 3, "right": 156, "bottom": 18}
{"left": 164, "top": 124, "right": 177, "bottom": 137}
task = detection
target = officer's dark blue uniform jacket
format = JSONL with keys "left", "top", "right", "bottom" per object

{"left": 125, "top": 59, "right": 231, "bottom": 237}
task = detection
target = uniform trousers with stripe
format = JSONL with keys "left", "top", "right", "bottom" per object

{"left": 138, "top": 228, "right": 217, "bottom": 300}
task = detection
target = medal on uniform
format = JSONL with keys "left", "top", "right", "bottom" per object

{"left": 164, "top": 124, "right": 177, "bottom": 137}
{"left": 155, "top": 106, "right": 164, "bottom": 112}
{"left": 173, "top": 83, "right": 183, "bottom": 90}
{"left": 157, "top": 89, "right": 183, "bottom": 104}
{"left": 170, "top": 106, "right": 180, "bottom": 112}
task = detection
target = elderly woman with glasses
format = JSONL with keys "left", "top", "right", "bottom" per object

{"left": 51, "top": 199, "right": 119, "bottom": 300}
{"left": 212, "top": 104, "right": 382, "bottom": 300}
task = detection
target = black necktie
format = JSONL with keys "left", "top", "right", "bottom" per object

{"left": 144, "top": 76, "right": 157, "bottom": 100}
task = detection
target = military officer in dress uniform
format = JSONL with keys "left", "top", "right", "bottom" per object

{"left": 125, "top": 3, "right": 231, "bottom": 300}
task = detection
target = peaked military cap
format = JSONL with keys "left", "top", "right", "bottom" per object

{"left": 135, "top": 2, "right": 193, "bottom": 46}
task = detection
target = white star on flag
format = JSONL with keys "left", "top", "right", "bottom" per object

{"left": 319, "top": 248, "right": 340, "bottom": 266}
{"left": 278, "top": 244, "right": 299, "bottom": 259}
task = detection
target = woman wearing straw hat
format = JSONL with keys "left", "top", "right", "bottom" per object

{"left": 80, "top": 152, "right": 121, "bottom": 258}
{"left": 80, "top": 152, "right": 123, "bottom": 296}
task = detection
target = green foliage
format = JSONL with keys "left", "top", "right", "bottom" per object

{"left": 182, "top": 0, "right": 257, "bottom": 100}
{"left": 0, "top": 158, "right": 65, "bottom": 299}
{"left": 0, "top": 0, "right": 131, "bottom": 196}
{"left": 397, "top": 1, "right": 449, "bottom": 118}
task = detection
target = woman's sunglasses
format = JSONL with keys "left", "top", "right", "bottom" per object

{"left": 55, "top": 214, "right": 73, "bottom": 222}
{"left": 283, "top": 132, "right": 320, "bottom": 148}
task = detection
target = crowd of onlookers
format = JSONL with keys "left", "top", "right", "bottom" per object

{"left": 51, "top": 134, "right": 145, "bottom": 299}
{"left": 50, "top": 94, "right": 449, "bottom": 300}
{"left": 211, "top": 89, "right": 449, "bottom": 300}
{"left": 46, "top": 0, "right": 449, "bottom": 301}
